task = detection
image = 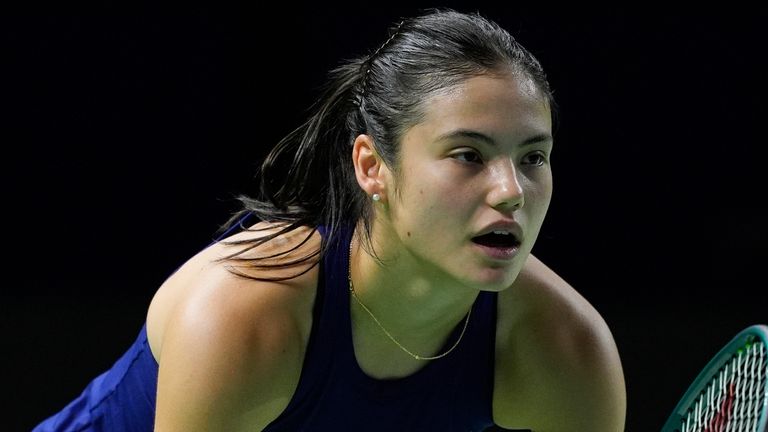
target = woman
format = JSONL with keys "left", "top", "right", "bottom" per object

{"left": 34, "top": 9, "right": 626, "bottom": 431}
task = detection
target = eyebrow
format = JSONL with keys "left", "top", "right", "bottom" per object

{"left": 435, "top": 129, "right": 552, "bottom": 148}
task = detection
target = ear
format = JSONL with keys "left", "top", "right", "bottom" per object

{"left": 352, "top": 134, "right": 390, "bottom": 200}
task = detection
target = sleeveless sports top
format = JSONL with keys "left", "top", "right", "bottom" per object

{"left": 262, "top": 223, "right": 499, "bottom": 431}
{"left": 31, "top": 214, "right": 253, "bottom": 432}
{"left": 33, "top": 214, "right": 502, "bottom": 431}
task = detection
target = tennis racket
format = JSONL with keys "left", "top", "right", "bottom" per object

{"left": 661, "top": 324, "right": 768, "bottom": 432}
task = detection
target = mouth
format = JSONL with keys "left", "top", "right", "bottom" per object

{"left": 470, "top": 232, "right": 522, "bottom": 261}
{"left": 470, "top": 232, "right": 521, "bottom": 249}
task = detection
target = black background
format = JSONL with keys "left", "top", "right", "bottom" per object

{"left": 4, "top": 4, "right": 766, "bottom": 431}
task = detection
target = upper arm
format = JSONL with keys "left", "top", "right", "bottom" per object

{"left": 531, "top": 310, "right": 627, "bottom": 431}
{"left": 496, "top": 255, "right": 627, "bottom": 431}
{"left": 153, "top": 275, "right": 304, "bottom": 432}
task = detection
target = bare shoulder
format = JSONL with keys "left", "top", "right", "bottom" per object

{"left": 149, "top": 221, "right": 322, "bottom": 431}
{"left": 494, "top": 254, "right": 626, "bottom": 431}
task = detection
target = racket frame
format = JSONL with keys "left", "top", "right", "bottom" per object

{"left": 661, "top": 324, "right": 768, "bottom": 432}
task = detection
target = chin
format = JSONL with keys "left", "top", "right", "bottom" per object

{"left": 462, "top": 269, "right": 518, "bottom": 292}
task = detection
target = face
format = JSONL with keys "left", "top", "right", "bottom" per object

{"left": 377, "top": 72, "right": 554, "bottom": 291}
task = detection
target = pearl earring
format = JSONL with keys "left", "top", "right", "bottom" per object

{"left": 372, "top": 193, "right": 381, "bottom": 202}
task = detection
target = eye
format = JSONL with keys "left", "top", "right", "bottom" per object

{"left": 522, "top": 152, "right": 548, "bottom": 166}
{"left": 451, "top": 150, "right": 483, "bottom": 164}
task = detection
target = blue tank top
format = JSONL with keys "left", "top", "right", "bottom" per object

{"left": 32, "top": 214, "right": 255, "bottom": 432}
{"left": 262, "top": 223, "right": 499, "bottom": 431}
{"left": 33, "top": 216, "right": 502, "bottom": 431}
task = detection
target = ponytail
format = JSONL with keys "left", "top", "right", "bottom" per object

{"left": 211, "top": 9, "right": 556, "bottom": 282}
{"left": 211, "top": 59, "right": 371, "bottom": 282}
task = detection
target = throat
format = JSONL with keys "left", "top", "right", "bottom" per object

{"left": 349, "top": 295, "right": 470, "bottom": 379}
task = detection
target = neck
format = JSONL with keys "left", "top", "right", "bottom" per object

{"left": 348, "top": 222, "right": 479, "bottom": 350}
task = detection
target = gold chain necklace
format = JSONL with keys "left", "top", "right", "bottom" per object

{"left": 347, "top": 239, "right": 471, "bottom": 361}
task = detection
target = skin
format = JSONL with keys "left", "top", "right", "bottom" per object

{"left": 349, "top": 69, "right": 625, "bottom": 429}
{"left": 349, "top": 68, "right": 553, "bottom": 370}
{"left": 152, "top": 67, "right": 626, "bottom": 431}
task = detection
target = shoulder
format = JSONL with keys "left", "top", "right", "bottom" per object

{"left": 494, "top": 254, "right": 626, "bottom": 431}
{"left": 147, "top": 221, "right": 323, "bottom": 356}
{"left": 150, "top": 221, "right": 322, "bottom": 431}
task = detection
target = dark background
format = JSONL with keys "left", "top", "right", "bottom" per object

{"left": 4, "top": 5, "right": 766, "bottom": 431}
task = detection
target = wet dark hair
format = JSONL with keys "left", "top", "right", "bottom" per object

{"left": 213, "top": 8, "right": 557, "bottom": 282}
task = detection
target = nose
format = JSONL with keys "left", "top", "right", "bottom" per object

{"left": 488, "top": 161, "right": 524, "bottom": 211}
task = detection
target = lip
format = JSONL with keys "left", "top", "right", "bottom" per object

{"left": 472, "top": 219, "right": 524, "bottom": 243}
{"left": 472, "top": 242, "right": 520, "bottom": 261}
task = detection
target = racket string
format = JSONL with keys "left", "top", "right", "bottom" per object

{"left": 679, "top": 339, "right": 766, "bottom": 432}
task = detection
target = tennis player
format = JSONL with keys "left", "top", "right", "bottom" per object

{"left": 34, "top": 8, "right": 626, "bottom": 431}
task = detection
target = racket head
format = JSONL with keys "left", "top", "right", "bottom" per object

{"left": 661, "top": 324, "right": 768, "bottom": 432}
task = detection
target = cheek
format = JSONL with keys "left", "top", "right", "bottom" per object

{"left": 419, "top": 172, "right": 474, "bottom": 208}
{"left": 531, "top": 180, "right": 552, "bottom": 205}
{"left": 525, "top": 181, "right": 553, "bottom": 227}
{"left": 405, "top": 180, "right": 469, "bottom": 223}
{"left": 411, "top": 189, "right": 462, "bottom": 220}
{"left": 525, "top": 171, "right": 553, "bottom": 202}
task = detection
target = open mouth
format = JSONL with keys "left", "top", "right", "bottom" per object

{"left": 470, "top": 232, "right": 521, "bottom": 248}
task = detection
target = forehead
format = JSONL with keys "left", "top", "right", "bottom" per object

{"left": 406, "top": 73, "right": 552, "bottom": 147}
